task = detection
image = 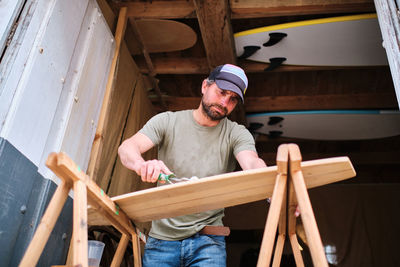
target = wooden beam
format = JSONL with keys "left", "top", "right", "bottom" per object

{"left": 47, "top": 153, "right": 136, "bottom": 237}
{"left": 150, "top": 93, "right": 398, "bottom": 112}
{"left": 112, "top": 0, "right": 375, "bottom": 19}
{"left": 135, "top": 57, "right": 386, "bottom": 74}
{"left": 230, "top": 0, "right": 376, "bottom": 18}
{"left": 193, "top": 0, "right": 236, "bottom": 68}
{"left": 87, "top": 7, "right": 127, "bottom": 179}
{"left": 374, "top": 0, "right": 400, "bottom": 108}
{"left": 242, "top": 93, "right": 398, "bottom": 112}
{"left": 113, "top": 1, "right": 195, "bottom": 19}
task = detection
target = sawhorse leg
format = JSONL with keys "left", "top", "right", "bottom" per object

{"left": 19, "top": 152, "right": 143, "bottom": 266}
{"left": 257, "top": 144, "right": 328, "bottom": 267}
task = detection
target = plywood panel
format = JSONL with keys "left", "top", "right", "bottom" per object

{"left": 106, "top": 75, "right": 157, "bottom": 198}
{"left": 94, "top": 42, "right": 138, "bottom": 190}
{"left": 111, "top": 157, "right": 355, "bottom": 222}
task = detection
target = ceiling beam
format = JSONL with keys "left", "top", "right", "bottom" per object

{"left": 193, "top": 0, "right": 236, "bottom": 68}
{"left": 112, "top": 0, "right": 375, "bottom": 19}
{"left": 192, "top": 0, "right": 246, "bottom": 124}
{"left": 113, "top": 1, "right": 196, "bottom": 19}
{"left": 135, "top": 57, "right": 381, "bottom": 74}
{"left": 242, "top": 93, "right": 398, "bottom": 112}
{"left": 150, "top": 93, "right": 398, "bottom": 112}
{"left": 230, "top": 0, "right": 376, "bottom": 18}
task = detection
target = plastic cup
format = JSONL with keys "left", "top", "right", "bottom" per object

{"left": 88, "top": 240, "right": 105, "bottom": 267}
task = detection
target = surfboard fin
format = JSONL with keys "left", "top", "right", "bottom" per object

{"left": 264, "top": 57, "right": 287, "bottom": 71}
{"left": 238, "top": 46, "right": 261, "bottom": 59}
{"left": 263, "top": 32, "right": 287, "bottom": 47}
{"left": 248, "top": 122, "right": 264, "bottom": 132}
{"left": 268, "top": 116, "right": 284, "bottom": 125}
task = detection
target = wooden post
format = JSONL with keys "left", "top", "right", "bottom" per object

{"left": 19, "top": 181, "right": 71, "bottom": 267}
{"left": 288, "top": 144, "right": 328, "bottom": 267}
{"left": 257, "top": 144, "right": 288, "bottom": 267}
{"left": 110, "top": 234, "right": 130, "bottom": 267}
{"left": 271, "top": 195, "right": 287, "bottom": 267}
{"left": 72, "top": 180, "right": 88, "bottom": 267}
{"left": 132, "top": 232, "right": 142, "bottom": 267}
{"left": 287, "top": 180, "right": 305, "bottom": 267}
{"left": 87, "top": 6, "right": 128, "bottom": 179}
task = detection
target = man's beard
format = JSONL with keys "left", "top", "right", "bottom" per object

{"left": 201, "top": 99, "right": 228, "bottom": 121}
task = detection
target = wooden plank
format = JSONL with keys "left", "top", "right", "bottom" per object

{"left": 288, "top": 144, "right": 328, "bottom": 267}
{"left": 72, "top": 180, "right": 88, "bottom": 267}
{"left": 112, "top": 0, "right": 374, "bottom": 19}
{"left": 150, "top": 93, "right": 398, "bottom": 112}
{"left": 137, "top": 57, "right": 209, "bottom": 74}
{"left": 193, "top": 0, "right": 236, "bottom": 68}
{"left": 289, "top": 234, "right": 305, "bottom": 267}
{"left": 93, "top": 42, "right": 139, "bottom": 189}
{"left": 107, "top": 77, "right": 157, "bottom": 197}
{"left": 110, "top": 234, "right": 130, "bottom": 267}
{"left": 132, "top": 232, "right": 142, "bottom": 267}
{"left": 243, "top": 93, "right": 398, "bottom": 112}
{"left": 231, "top": 0, "right": 375, "bottom": 18}
{"left": 87, "top": 6, "right": 127, "bottom": 179}
{"left": 257, "top": 172, "right": 287, "bottom": 267}
{"left": 112, "top": 156, "right": 355, "bottom": 222}
{"left": 374, "top": 0, "right": 400, "bottom": 108}
{"left": 46, "top": 153, "right": 136, "bottom": 236}
{"left": 116, "top": 1, "right": 195, "bottom": 19}
{"left": 257, "top": 144, "right": 288, "bottom": 267}
{"left": 287, "top": 178, "right": 305, "bottom": 267}
{"left": 136, "top": 57, "right": 382, "bottom": 74}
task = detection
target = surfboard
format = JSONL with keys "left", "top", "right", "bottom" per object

{"left": 129, "top": 19, "right": 197, "bottom": 55}
{"left": 234, "top": 14, "right": 388, "bottom": 67}
{"left": 103, "top": 156, "right": 355, "bottom": 223}
{"left": 247, "top": 110, "right": 400, "bottom": 140}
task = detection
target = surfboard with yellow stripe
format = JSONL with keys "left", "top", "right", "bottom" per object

{"left": 234, "top": 14, "right": 388, "bottom": 67}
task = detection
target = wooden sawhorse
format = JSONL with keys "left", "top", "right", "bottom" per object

{"left": 19, "top": 152, "right": 144, "bottom": 267}
{"left": 258, "top": 143, "right": 331, "bottom": 267}
{"left": 19, "top": 144, "right": 355, "bottom": 266}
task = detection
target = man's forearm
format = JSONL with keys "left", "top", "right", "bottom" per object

{"left": 118, "top": 141, "right": 145, "bottom": 175}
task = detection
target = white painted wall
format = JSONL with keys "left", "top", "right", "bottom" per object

{"left": 0, "top": 0, "right": 25, "bottom": 54}
{"left": 0, "top": 0, "right": 115, "bottom": 183}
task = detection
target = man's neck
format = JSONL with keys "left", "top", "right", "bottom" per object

{"left": 192, "top": 107, "right": 221, "bottom": 127}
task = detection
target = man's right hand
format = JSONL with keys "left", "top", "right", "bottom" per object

{"left": 137, "top": 159, "right": 173, "bottom": 183}
{"left": 119, "top": 133, "right": 173, "bottom": 183}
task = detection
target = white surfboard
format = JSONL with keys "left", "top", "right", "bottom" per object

{"left": 247, "top": 110, "right": 400, "bottom": 140}
{"left": 234, "top": 14, "right": 388, "bottom": 67}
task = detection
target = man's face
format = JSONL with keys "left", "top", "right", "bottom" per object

{"left": 201, "top": 81, "right": 240, "bottom": 121}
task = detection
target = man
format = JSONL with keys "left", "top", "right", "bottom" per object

{"left": 118, "top": 64, "right": 267, "bottom": 266}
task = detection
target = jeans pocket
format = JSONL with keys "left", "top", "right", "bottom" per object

{"left": 145, "top": 236, "right": 163, "bottom": 250}
{"left": 205, "top": 235, "right": 226, "bottom": 248}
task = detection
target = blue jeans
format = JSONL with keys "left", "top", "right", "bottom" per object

{"left": 142, "top": 233, "right": 226, "bottom": 267}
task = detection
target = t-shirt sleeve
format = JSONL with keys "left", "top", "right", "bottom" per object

{"left": 138, "top": 112, "right": 170, "bottom": 146}
{"left": 231, "top": 123, "right": 257, "bottom": 156}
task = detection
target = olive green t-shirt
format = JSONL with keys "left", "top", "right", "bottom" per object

{"left": 139, "top": 110, "right": 256, "bottom": 240}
